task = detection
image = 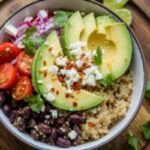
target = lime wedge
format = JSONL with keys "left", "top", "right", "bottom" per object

{"left": 115, "top": 8, "right": 132, "bottom": 25}
{"left": 103, "top": 0, "right": 129, "bottom": 10}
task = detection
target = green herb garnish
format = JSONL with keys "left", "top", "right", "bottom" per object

{"left": 24, "top": 94, "right": 44, "bottom": 113}
{"left": 22, "top": 27, "right": 45, "bottom": 55}
{"left": 54, "top": 11, "right": 73, "bottom": 27}
{"left": 99, "top": 74, "right": 113, "bottom": 87}
{"left": 93, "top": 47, "right": 103, "bottom": 66}
{"left": 145, "top": 81, "right": 150, "bottom": 101}
{"left": 140, "top": 121, "right": 150, "bottom": 140}
{"left": 128, "top": 131, "right": 138, "bottom": 150}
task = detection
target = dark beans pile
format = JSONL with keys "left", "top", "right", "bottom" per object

{"left": 0, "top": 91, "right": 86, "bottom": 148}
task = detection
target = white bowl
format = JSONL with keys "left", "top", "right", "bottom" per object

{"left": 0, "top": 0, "right": 146, "bottom": 150}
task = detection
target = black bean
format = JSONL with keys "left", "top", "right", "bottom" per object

{"left": 22, "top": 106, "right": 31, "bottom": 119}
{"left": 73, "top": 125, "right": 80, "bottom": 134}
{"left": 4, "top": 90, "right": 12, "bottom": 99}
{"left": 38, "top": 123, "right": 51, "bottom": 134}
{"left": 56, "top": 117, "right": 65, "bottom": 126}
{"left": 50, "top": 127, "right": 58, "bottom": 142}
{"left": 11, "top": 101, "right": 18, "bottom": 109}
{"left": 56, "top": 137, "right": 71, "bottom": 148}
{"left": 31, "top": 112, "right": 39, "bottom": 120}
{"left": 58, "top": 125, "right": 70, "bottom": 135}
{"left": 14, "top": 117, "right": 26, "bottom": 131}
{"left": 31, "top": 130, "right": 40, "bottom": 140}
{"left": 70, "top": 114, "right": 85, "bottom": 124}
{"left": 28, "top": 119, "right": 36, "bottom": 128}
{"left": 0, "top": 92, "right": 6, "bottom": 107}
{"left": 45, "top": 104, "right": 51, "bottom": 113}
{"left": 9, "top": 111, "right": 17, "bottom": 123}
{"left": 3, "top": 105, "right": 11, "bottom": 115}
{"left": 39, "top": 112, "right": 46, "bottom": 122}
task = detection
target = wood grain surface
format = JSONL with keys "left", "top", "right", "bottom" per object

{"left": 0, "top": 0, "right": 150, "bottom": 150}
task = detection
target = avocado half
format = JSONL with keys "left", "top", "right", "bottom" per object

{"left": 62, "top": 12, "right": 132, "bottom": 80}
{"left": 32, "top": 31, "right": 104, "bottom": 111}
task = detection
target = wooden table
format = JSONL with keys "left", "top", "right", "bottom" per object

{"left": 0, "top": 0, "right": 150, "bottom": 150}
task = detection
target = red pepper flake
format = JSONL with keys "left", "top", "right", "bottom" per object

{"left": 58, "top": 76, "right": 65, "bottom": 83}
{"left": 51, "top": 88, "right": 55, "bottom": 92}
{"left": 88, "top": 122, "right": 96, "bottom": 128}
{"left": 72, "top": 101, "right": 78, "bottom": 107}
{"left": 65, "top": 93, "right": 71, "bottom": 98}
{"left": 43, "top": 60, "right": 47, "bottom": 66}
{"left": 71, "top": 95, "right": 74, "bottom": 98}
{"left": 44, "top": 71, "right": 48, "bottom": 77}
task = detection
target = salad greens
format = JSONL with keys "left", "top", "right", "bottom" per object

{"left": 99, "top": 74, "right": 114, "bottom": 87}
{"left": 93, "top": 47, "right": 103, "bottom": 66}
{"left": 22, "top": 27, "right": 45, "bottom": 55}
{"left": 140, "top": 121, "right": 150, "bottom": 140}
{"left": 24, "top": 94, "right": 44, "bottom": 113}
{"left": 128, "top": 131, "right": 138, "bottom": 150}
{"left": 54, "top": 11, "right": 73, "bottom": 27}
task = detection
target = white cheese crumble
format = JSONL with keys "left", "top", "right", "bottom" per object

{"left": 48, "top": 65, "right": 59, "bottom": 75}
{"left": 68, "top": 130, "right": 77, "bottom": 140}
{"left": 70, "top": 48, "right": 82, "bottom": 56}
{"left": 50, "top": 110, "right": 58, "bottom": 119}
{"left": 55, "top": 56, "right": 68, "bottom": 67}
{"left": 4, "top": 24, "right": 18, "bottom": 37}
{"left": 24, "top": 16, "right": 33, "bottom": 22}
{"left": 66, "top": 88, "right": 73, "bottom": 94}
{"left": 46, "top": 93, "right": 55, "bottom": 102}
{"left": 75, "top": 59, "right": 84, "bottom": 68}
{"left": 82, "top": 74, "right": 96, "bottom": 86}
{"left": 51, "top": 49, "right": 57, "bottom": 56}
{"left": 37, "top": 80, "right": 44, "bottom": 84}
{"left": 40, "top": 66, "right": 48, "bottom": 71}
{"left": 38, "top": 10, "right": 48, "bottom": 18}
{"left": 46, "top": 83, "right": 53, "bottom": 92}
{"left": 69, "top": 41, "right": 87, "bottom": 49}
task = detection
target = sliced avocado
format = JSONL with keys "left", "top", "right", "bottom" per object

{"left": 80, "top": 13, "right": 97, "bottom": 51}
{"left": 62, "top": 11, "right": 84, "bottom": 60}
{"left": 96, "top": 15, "right": 116, "bottom": 34}
{"left": 34, "top": 31, "right": 104, "bottom": 111}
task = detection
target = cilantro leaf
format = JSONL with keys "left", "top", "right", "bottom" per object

{"left": 24, "top": 94, "right": 44, "bottom": 113}
{"left": 128, "top": 131, "right": 138, "bottom": 150}
{"left": 22, "top": 27, "right": 45, "bottom": 55}
{"left": 93, "top": 47, "right": 103, "bottom": 66}
{"left": 54, "top": 11, "right": 73, "bottom": 27}
{"left": 140, "top": 121, "right": 150, "bottom": 140}
{"left": 99, "top": 74, "right": 114, "bottom": 87}
{"left": 145, "top": 81, "right": 150, "bottom": 101}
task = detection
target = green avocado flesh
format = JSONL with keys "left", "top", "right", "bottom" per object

{"left": 32, "top": 31, "right": 104, "bottom": 111}
{"left": 62, "top": 13, "right": 132, "bottom": 80}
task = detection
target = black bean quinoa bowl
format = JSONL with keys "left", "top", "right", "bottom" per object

{"left": 0, "top": 0, "right": 146, "bottom": 150}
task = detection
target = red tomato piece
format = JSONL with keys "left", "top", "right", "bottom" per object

{"left": 16, "top": 51, "right": 33, "bottom": 76}
{"left": 0, "top": 42, "right": 20, "bottom": 64}
{"left": 0, "top": 63, "right": 17, "bottom": 89}
{"left": 12, "top": 76, "right": 33, "bottom": 101}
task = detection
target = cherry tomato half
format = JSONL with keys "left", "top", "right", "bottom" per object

{"left": 0, "top": 63, "right": 17, "bottom": 89}
{"left": 0, "top": 42, "right": 20, "bottom": 64}
{"left": 16, "top": 51, "right": 33, "bottom": 76}
{"left": 12, "top": 76, "right": 33, "bottom": 101}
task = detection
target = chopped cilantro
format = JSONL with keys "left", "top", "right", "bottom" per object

{"left": 128, "top": 131, "right": 138, "bottom": 150}
{"left": 24, "top": 94, "right": 44, "bottom": 113}
{"left": 22, "top": 27, "right": 45, "bottom": 55}
{"left": 140, "top": 121, "right": 150, "bottom": 140}
{"left": 145, "top": 81, "right": 150, "bottom": 101}
{"left": 54, "top": 11, "right": 73, "bottom": 27}
{"left": 93, "top": 47, "right": 103, "bottom": 66}
{"left": 99, "top": 74, "right": 114, "bottom": 87}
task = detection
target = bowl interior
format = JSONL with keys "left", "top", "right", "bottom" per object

{"left": 0, "top": 0, "right": 146, "bottom": 150}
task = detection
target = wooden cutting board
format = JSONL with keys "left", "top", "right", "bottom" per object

{"left": 0, "top": 0, "right": 150, "bottom": 150}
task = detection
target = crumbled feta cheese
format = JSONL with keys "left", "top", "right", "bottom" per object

{"left": 40, "top": 66, "right": 48, "bottom": 71}
{"left": 24, "top": 16, "right": 33, "bottom": 22}
{"left": 39, "top": 10, "right": 48, "bottom": 18}
{"left": 4, "top": 24, "right": 18, "bottom": 37}
{"left": 46, "top": 93, "right": 55, "bottom": 102}
{"left": 76, "top": 59, "right": 84, "bottom": 68}
{"left": 45, "top": 115, "right": 50, "bottom": 119}
{"left": 95, "top": 71, "right": 103, "bottom": 80}
{"left": 84, "top": 66, "right": 98, "bottom": 76}
{"left": 46, "top": 83, "right": 53, "bottom": 92}
{"left": 37, "top": 80, "right": 44, "bottom": 84}
{"left": 50, "top": 110, "right": 58, "bottom": 119}
{"left": 41, "top": 105, "right": 45, "bottom": 112}
{"left": 82, "top": 74, "right": 96, "bottom": 86}
{"left": 55, "top": 57, "right": 68, "bottom": 67}
{"left": 70, "top": 48, "right": 82, "bottom": 56}
{"left": 68, "top": 130, "right": 77, "bottom": 140}
{"left": 66, "top": 89, "right": 73, "bottom": 94}
{"left": 48, "top": 65, "right": 59, "bottom": 75}
{"left": 69, "top": 41, "right": 87, "bottom": 49}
